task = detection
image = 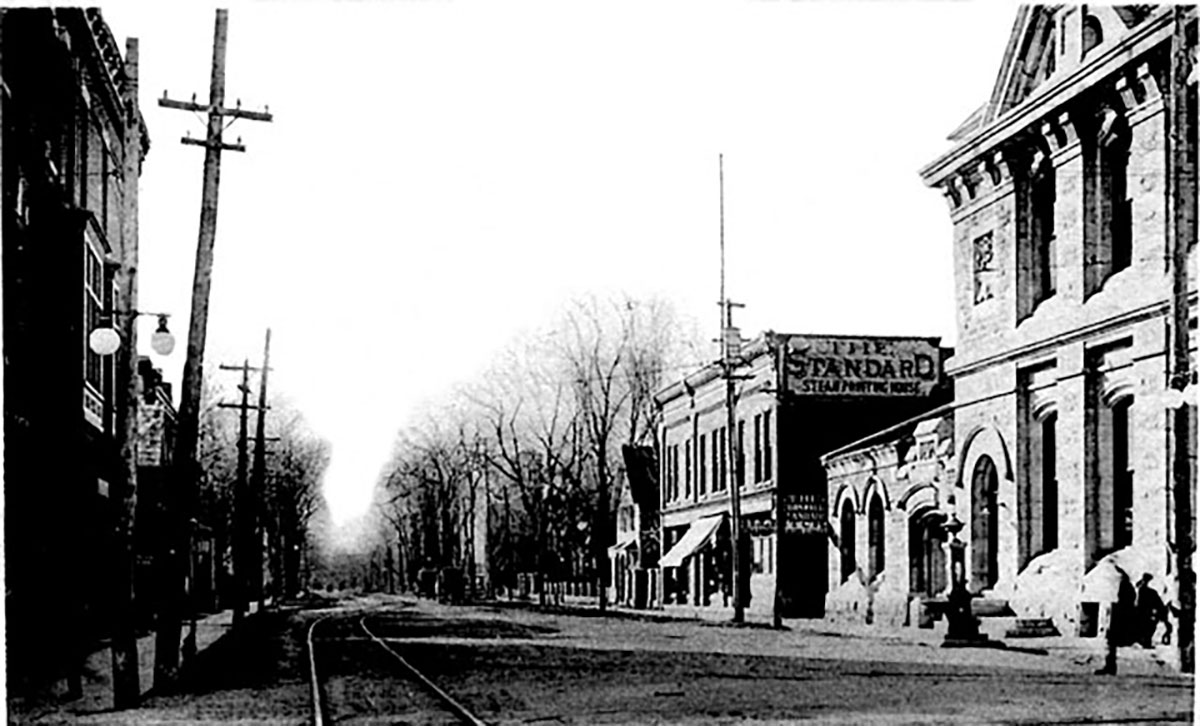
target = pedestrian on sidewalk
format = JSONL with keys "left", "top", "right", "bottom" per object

{"left": 1134, "top": 573, "right": 1169, "bottom": 648}
{"left": 1096, "top": 566, "right": 1136, "bottom": 675}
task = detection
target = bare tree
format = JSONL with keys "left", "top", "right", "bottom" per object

{"left": 557, "top": 294, "right": 698, "bottom": 611}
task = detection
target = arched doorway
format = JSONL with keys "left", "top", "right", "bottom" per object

{"left": 909, "top": 509, "right": 947, "bottom": 597}
{"left": 971, "top": 455, "right": 999, "bottom": 591}
{"left": 839, "top": 498, "right": 856, "bottom": 583}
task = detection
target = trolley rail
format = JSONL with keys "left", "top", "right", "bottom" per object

{"left": 307, "top": 609, "right": 488, "bottom": 726}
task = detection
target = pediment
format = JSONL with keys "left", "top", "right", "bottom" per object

{"left": 980, "top": 5, "right": 1159, "bottom": 129}
{"left": 986, "top": 6, "right": 1058, "bottom": 126}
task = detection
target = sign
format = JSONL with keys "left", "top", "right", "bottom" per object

{"left": 780, "top": 335, "right": 941, "bottom": 398}
{"left": 137, "top": 406, "right": 165, "bottom": 466}
{"left": 783, "top": 493, "right": 827, "bottom": 536}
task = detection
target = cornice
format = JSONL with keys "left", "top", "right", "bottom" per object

{"left": 921, "top": 7, "right": 1177, "bottom": 189}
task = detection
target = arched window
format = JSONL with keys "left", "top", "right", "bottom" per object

{"left": 840, "top": 499, "right": 856, "bottom": 583}
{"left": 971, "top": 455, "right": 999, "bottom": 590}
{"left": 868, "top": 494, "right": 885, "bottom": 581}
{"left": 1082, "top": 14, "right": 1103, "bottom": 55}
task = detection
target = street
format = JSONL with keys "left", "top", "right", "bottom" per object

{"left": 19, "top": 595, "right": 1194, "bottom": 726}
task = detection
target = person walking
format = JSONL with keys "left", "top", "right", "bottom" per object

{"left": 1135, "top": 573, "right": 1169, "bottom": 648}
{"left": 1097, "top": 566, "right": 1136, "bottom": 675}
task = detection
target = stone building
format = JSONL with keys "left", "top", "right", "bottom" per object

{"left": 919, "top": 6, "right": 1197, "bottom": 647}
{"left": 2, "top": 8, "right": 150, "bottom": 688}
{"left": 656, "top": 332, "right": 950, "bottom": 618}
{"left": 822, "top": 406, "right": 955, "bottom": 628}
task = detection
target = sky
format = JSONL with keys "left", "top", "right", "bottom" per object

{"left": 97, "top": 0, "right": 1019, "bottom": 529}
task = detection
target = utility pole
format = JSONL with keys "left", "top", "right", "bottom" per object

{"left": 155, "top": 8, "right": 271, "bottom": 687}
{"left": 249, "top": 329, "right": 272, "bottom": 606}
{"left": 219, "top": 359, "right": 267, "bottom": 626}
{"left": 719, "top": 153, "right": 746, "bottom": 624}
{"left": 110, "top": 37, "right": 144, "bottom": 710}
{"left": 1167, "top": 4, "right": 1195, "bottom": 674}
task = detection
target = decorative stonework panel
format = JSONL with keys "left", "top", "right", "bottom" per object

{"left": 973, "top": 231, "right": 997, "bottom": 304}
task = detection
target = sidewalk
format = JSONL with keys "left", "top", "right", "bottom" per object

{"left": 536, "top": 594, "right": 1184, "bottom": 677}
{"left": 9, "top": 605, "right": 255, "bottom": 723}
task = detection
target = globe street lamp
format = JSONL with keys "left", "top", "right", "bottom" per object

{"left": 89, "top": 312, "right": 176, "bottom": 357}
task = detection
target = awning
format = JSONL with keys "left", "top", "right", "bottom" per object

{"left": 659, "top": 515, "right": 724, "bottom": 568}
{"left": 607, "top": 532, "right": 637, "bottom": 556}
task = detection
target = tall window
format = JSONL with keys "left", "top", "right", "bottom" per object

{"left": 672, "top": 444, "right": 680, "bottom": 501}
{"left": 868, "top": 494, "right": 885, "bottom": 581}
{"left": 737, "top": 420, "right": 746, "bottom": 489}
{"left": 1085, "top": 108, "right": 1131, "bottom": 297}
{"left": 684, "top": 440, "right": 692, "bottom": 499}
{"left": 753, "top": 414, "right": 763, "bottom": 483}
{"left": 84, "top": 241, "right": 104, "bottom": 392}
{"left": 1111, "top": 398, "right": 1133, "bottom": 550}
{"left": 840, "top": 499, "right": 856, "bottom": 583}
{"left": 698, "top": 434, "right": 707, "bottom": 496}
{"left": 1087, "top": 384, "right": 1134, "bottom": 565}
{"left": 763, "top": 410, "right": 773, "bottom": 481}
{"left": 717, "top": 428, "right": 727, "bottom": 491}
{"left": 1032, "top": 157, "right": 1057, "bottom": 302}
{"left": 1042, "top": 414, "right": 1058, "bottom": 552}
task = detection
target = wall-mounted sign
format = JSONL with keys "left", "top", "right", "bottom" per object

{"left": 783, "top": 493, "right": 827, "bottom": 535}
{"left": 779, "top": 335, "right": 941, "bottom": 398}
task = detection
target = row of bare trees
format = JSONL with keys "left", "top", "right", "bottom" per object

{"left": 374, "top": 294, "right": 705, "bottom": 607}
{"left": 193, "top": 374, "right": 330, "bottom": 605}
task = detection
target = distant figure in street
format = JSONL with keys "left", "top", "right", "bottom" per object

{"left": 1134, "top": 573, "right": 1169, "bottom": 648}
{"left": 1097, "top": 566, "right": 1136, "bottom": 675}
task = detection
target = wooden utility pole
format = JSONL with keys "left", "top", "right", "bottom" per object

{"left": 1167, "top": 5, "right": 1195, "bottom": 674}
{"left": 110, "top": 37, "right": 144, "bottom": 709}
{"left": 155, "top": 8, "right": 271, "bottom": 686}
{"left": 219, "top": 359, "right": 261, "bottom": 626}
{"left": 719, "top": 154, "right": 746, "bottom": 624}
{"left": 249, "top": 329, "right": 272, "bottom": 606}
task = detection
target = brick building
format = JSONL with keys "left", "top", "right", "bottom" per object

{"left": 2, "top": 8, "right": 150, "bottom": 688}
{"left": 919, "top": 6, "right": 1197, "bottom": 647}
{"left": 656, "top": 332, "right": 949, "bottom": 618}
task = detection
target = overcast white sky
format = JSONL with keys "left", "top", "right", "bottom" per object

{"left": 99, "top": 0, "right": 1018, "bottom": 528}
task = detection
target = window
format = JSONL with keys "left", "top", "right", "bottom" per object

{"left": 717, "top": 427, "right": 727, "bottom": 491}
{"left": 753, "top": 414, "right": 763, "bottom": 483}
{"left": 84, "top": 241, "right": 104, "bottom": 392}
{"left": 840, "top": 499, "right": 856, "bottom": 583}
{"left": 737, "top": 420, "right": 746, "bottom": 489}
{"left": 1085, "top": 354, "right": 1134, "bottom": 567}
{"left": 868, "top": 494, "right": 885, "bottom": 581}
{"left": 698, "top": 434, "right": 707, "bottom": 496}
{"left": 1111, "top": 399, "right": 1133, "bottom": 550}
{"left": 1085, "top": 107, "right": 1131, "bottom": 297}
{"left": 973, "top": 232, "right": 996, "bottom": 304}
{"left": 1034, "top": 165, "right": 1056, "bottom": 300}
{"left": 684, "top": 440, "right": 692, "bottom": 499}
{"left": 1019, "top": 365, "right": 1059, "bottom": 568}
{"left": 672, "top": 444, "right": 680, "bottom": 501}
{"left": 763, "top": 410, "right": 773, "bottom": 481}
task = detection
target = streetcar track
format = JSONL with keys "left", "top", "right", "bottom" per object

{"left": 307, "top": 606, "right": 489, "bottom": 726}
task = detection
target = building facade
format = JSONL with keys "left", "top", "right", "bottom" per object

{"left": 656, "top": 333, "right": 950, "bottom": 618}
{"left": 823, "top": 407, "right": 955, "bottom": 628}
{"left": 609, "top": 444, "right": 661, "bottom": 608}
{"left": 2, "top": 8, "right": 150, "bottom": 688}
{"left": 920, "top": 6, "right": 1197, "bottom": 646}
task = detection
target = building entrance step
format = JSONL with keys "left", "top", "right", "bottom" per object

{"left": 1005, "top": 617, "right": 1061, "bottom": 638}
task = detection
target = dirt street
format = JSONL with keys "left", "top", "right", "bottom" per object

{"left": 12, "top": 595, "right": 1194, "bottom": 725}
